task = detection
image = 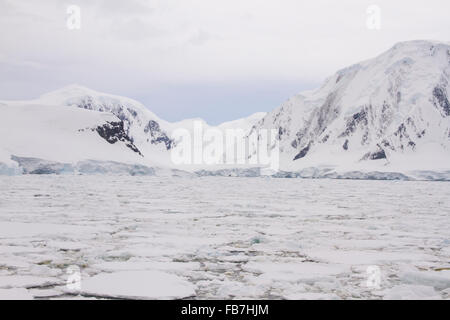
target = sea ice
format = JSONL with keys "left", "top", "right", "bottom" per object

{"left": 0, "top": 176, "right": 448, "bottom": 299}
{"left": 80, "top": 271, "right": 196, "bottom": 299}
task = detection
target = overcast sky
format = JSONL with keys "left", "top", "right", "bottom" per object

{"left": 1, "top": 0, "right": 449, "bottom": 124}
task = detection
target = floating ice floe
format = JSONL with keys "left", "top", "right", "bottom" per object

{"left": 80, "top": 271, "right": 196, "bottom": 299}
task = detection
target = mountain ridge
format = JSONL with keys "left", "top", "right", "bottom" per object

{"left": 1, "top": 40, "right": 449, "bottom": 178}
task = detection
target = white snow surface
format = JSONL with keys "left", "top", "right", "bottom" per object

{"left": 0, "top": 175, "right": 449, "bottom": 300}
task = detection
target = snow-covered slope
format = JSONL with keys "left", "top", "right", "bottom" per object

{"left": 33, "top": 84, "right": 176, "bottom": 159}
{"left": 0, "top": 85, "right": 264, "bottom": 175}
{"left": 0, "top": 102, "right": 159, "bottom": 174}
{"left": 218, "top": 112, "right": 267, "bottom": 131}
{"left": 250, "top": 40, "right": 450, "bottom": 173}
{"left": 0, "top": 102, "right": 146, "bottom": 164}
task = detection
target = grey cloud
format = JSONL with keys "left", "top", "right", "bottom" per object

{"left": 1, "top": 0, "right": 450, "bottom": 124}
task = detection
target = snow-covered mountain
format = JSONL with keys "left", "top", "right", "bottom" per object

{"left": 249, "top": 40, "right": 450, "bottom": 174}
{"left": 1, "top": 40, "right": 449, "bottom": 178}
{"left": 0, "top": 85, "right": 264, "bottom": 174}
{"left": 0, "top": 101, "right": 155, "bottom": 175}
{"left": 33, "top": 85, "right": 176, "bottom": 156}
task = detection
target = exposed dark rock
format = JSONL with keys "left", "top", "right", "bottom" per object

{"left": 343, "top": 139, "right": 349, "bottom": 150}
{"left": 76, "top": 96, "right": 95, "bottom": 111}
{"left": 144, "top": 119, "right": 160, "bottom": 132}
{"left": 127, "top": 108, "right": 138, "bottom": 118}
{"left": 96, "top": 121, "right": 143, "bottom": 156}
{"left": 370, "top": 149, "right": 386, "bottom": 160}
{"left": 433, "top": 86, "right": 450, "bottom": 116}
{"left": 362, "top": 148, "right": 387, "bottom": 161}
{"left": 144, "top": 120, "right": 174, "bottom": 150}
{"left": 277, "top": 127, "right": 285, "bottom": 139}
{"left": 293, "top": 143, "right": 311, "bottom": 160}
{"left": 292, "top": 130, "right": 307, "bottom": 151}
{"left": 291, "top": 139, "right": 297, "bottom": 148}
{"left": 339, "top": 108, "right": 368, "bottom": 138}
{"left": 392, "top": 121, "right": 418, "bottom": 150}
{"left": 406, "top": 116, "right": 415, "bottom": 126}
{"left": 361, "top": 131, "right": 369, "bottom": 145}
{"left": 379, "top": 101, "right": 394, "bottom": 136}
{"left": 314, "top": 92, "right": 339, "bottom": 136}
{"left": 381, "top": 101, "right": 389, "bottom": 113}
{"left": 394, "top": 123, "right": 407, "bottom": 138}
{"left": 417, "top": 129, "right": 426, "bottom": 138}
{"left": 381, "top": 139, "right": 395, "bottom": 151}
{"left": 70, "top": 96, "right": 174, "bottom": 150}
{"left": 290, "top": 93, "right": 339, "bottom": 152}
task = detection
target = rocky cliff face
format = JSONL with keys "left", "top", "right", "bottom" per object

{"left": 95, "top": 121, "right": 143, "bottom": 156}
